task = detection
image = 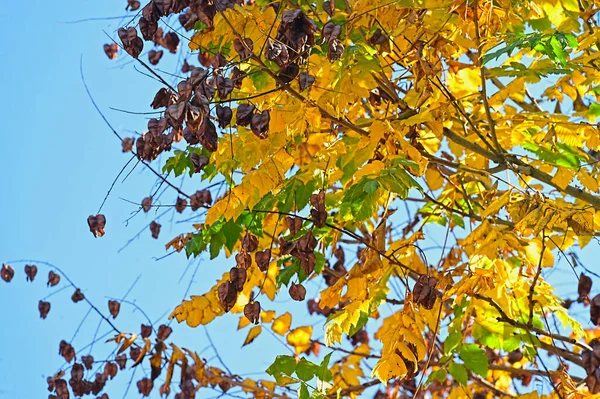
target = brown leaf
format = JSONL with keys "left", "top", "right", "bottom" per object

{"left": 190, "top": 189, "right": 212, "bottom": 210}
{"left": 591, "top": 294, "right": 600, "bottom": 325}
{"left": 289, "top": 282, "right": 306, "bottom": 301}
{"left": 157, "top": 324, "right": 173, "bottom": 341}
{"left": 129, "top": 346, "right": 142, "bottom": 361}
{"left": 81, "top": 355, "right": 94, "bottom": 370}
{"left": 279, "top": 237, "right": 297, "bottom": 255}
{"left": 230, "top": 267, "right": 247, "bottom": 292}
{"left": 122, "top": 137, "right": 134, "bottom": 152}
{"left": 139, "top": 324, "right": 152, "bottom": 339}
{"left": 350, "top": 329, "right": 369, "bottom": 346}
{"left": 59, "top": 340, "right": 76, "bottom": 363}
{"left": 321, "top": 22, "right": 341, "bottom": 44}
{"left": 137, "top": 378, "right": 154, "bottom": 396}
{"left": 310, "top": 191, "right": 327, "bottom": 227}
{"left": 278, "top": 63, "right": 299, "bottom": 84}
{"left": 139, "top": 17, "right": 158, "bottom": 41}
{"left": 166, "top": 102, "right": 187, "bottom": 127}
{"left": 88, "top": 214, "right": 107, "bottom": 238}
{"left": 236, "top": 104, "right": 255, "bottom": 126}
{"left": 236, "top": 251, "right": 252, "bottom": 269}
{"left": 141, "top": 196, "right": 153, "bottom": 212}
{"left": 190, "top": 153, "right": 209, "bottom": 173}
{"left": 1, "top": 264, "right": 14, "bottom": 282}
{"left": 578, "top": 273, "right": 593, "bottom": 304}
{"left": 163, "top": 32, "right": 180, "bottom": 53}
{"left": 182, "top": 59, "right": 194, "bottom": 73}
{"left": 230, "top": 66, "right": 246, "bottom": 88}
{"left": 244, "top": 301, "right": 261, "bottom": 324}
{"left": 38, "top": 300, "right": 51, "bottom": 319}
{"left": 298, "top": 251, "right": 316, "bottom": 275}
{"left": 413, "top": 275, "right": 438, "bottom": 310}
{"left": 148, "top": 49, "right": 163, "bottom": 65}
{"left": 242, "top": 232, "right": 259, "bottom": 252}
{"left": 217, "top": 105, "right": 233, "bottom": 128}
{"left": 72, "top": 288, "right": 85, "bottom": 303}
{"left": 175, "top": 197, "right": 188, "bottom": 213}
{"left": 233, "top": 38, "right": 254, "bottom": 59}
{"left": 118, "top": 27, "right": 144, "bottom": 58}
{"left": 298, "top": 72, "right": 315, "bottom": 91}
{"left": 92, "top": 373, "right": 108, "bottom": 395}
{"left": 48, "top": 271, "right": 61, "bottom": 287}
{"left": 126, "top": 0, "right": 141, "bottom": 11}
{"left": 108, "top": 300, "right": 121, "bottom": 319}
{"left": 250, "top": 110, "right": 270, "bottom": 139}
{"left": 190, "top": 67, "right": 209, "bottom": 87}
{"left": 103, "top": 43, "right": 119, "bottom": 60}
{"left": 285, "top": 216, "right": 303, "bottom": 235}
{"left": 199, "top": 118, "right": 218, "bottom": 152}
{"left": 255, "top": 249, "right": 271, "bottom": 272}
{"left": 218, "top": 281, "right": 238, "bottom": 312}
{"left": 327, "top": 39, "right": 344, "bottom": 62}
{"left": 115, "top": 354, "right": 127, "bottom": 370}
{"left": 148, "top": 118, "right": 168, "bottom": 136}
{"left": 507, "top": 350, "right": 523, "bottom": 364}
{"left": 150, "top": 88, "right": 172, "bottom": 109}
{"left": 297, "top": 231, "right": 318, "bottom": 252}
{"left": 216, "top": 76, "right": 234, "bottom": 98}
{"left": 150, "top": 221, "right": 161, "bottom": 239}
{"left": 104, "top": 362, "right": 118, "bottom": 379}
{"left": 266, "top": 40, "right": 289, "bottom": 66}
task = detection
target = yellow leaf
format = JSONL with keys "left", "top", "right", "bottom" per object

{"left": 272, "top": 312, "right": 292, "bottom": 336}
{"left": 238, "top": 315, "right": 251, "bottom": 330}
{"left": 425, "top": 166, "right": 444, "bottom": 191}
{"left": 525, "top": 239, "right": 554, "bottom": 267}
{"left": 243, "top": 325, "right": 262, "bottom": 346}
{"left": 481, "top": 190, "right": 511, "bottom": 219}
{"left": 578, "top": 169, "right": 598, "bottom": 192}
{"left": 551, "top": 167, "right": 575, "bottom": 190}
{"left": 447, "top": 67, "right": 480, "bottom": 97}
{"left": 170, "top": 273, "right": 227, "bottom": 327}
{"left": 117, "top": 334, "right": 137, "bottom": 354}
{"left": 286, "top": 326, "right": 313, "bottom": 354}
{"left": 320, "top": 277, "right": 345, "bottom": 309}
{"left": 260, "top": 310, "right": 276, "bottom": 323}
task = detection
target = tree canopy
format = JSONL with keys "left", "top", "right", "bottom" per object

{"left": 7, "top": 0, "right": 600, "bottom": 397}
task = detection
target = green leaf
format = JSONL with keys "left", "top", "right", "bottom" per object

{"left": 314, "top": 252, "right": 326, "bottom": 275}
{"left": 209, "top": 230, "right": 225, "bottom": 259}
{"left": 588, "top": 103, "right": 600, "bottom": 118}
{"left": 163, "top": 150, "right": 193, "bottom": 177}
{"left": 502, "top": 335, "right": 521, "bottom": 352}
{"left": 426, "top": 368, "right": 447, "bottom": 385}
{"left": 448, "top": 362, "right": 468, "bottom": 386}
{"left": 277, "top": 261, "right": 299, "bottom": 287}
{"left": 295, "top": 358, "right": 320, "bottom": 381}
{"left": 364, "top": 180, "right": 379, "bottom": 195}
{"left": 444, "top": 331, "right": 462, "bottom": 354}
{"left": 266, "top": 355, "right": 297, "bottom": 377}
{"left": 221, "top": 219, "right": 244, "bottom": 252}
{"left": 185, "top": 233, "right": 207, "bottom": 258}
{"left": 317, "top": 352, "right": 334, "bottom": 382}
{"left": 299, "top": 383, "right": 310, "bottom": 399}
{"left": 459, "top": 344, "right": 489, "bottom": 377}
{"left": 194, "top": 21, "right": 208, "bottom": 31}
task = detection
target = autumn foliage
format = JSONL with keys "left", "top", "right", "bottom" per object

{"left": 8, "top": 0, "right": 600, "bottom": 397}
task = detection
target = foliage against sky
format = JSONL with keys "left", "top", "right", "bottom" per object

{"left": 7, "top": 0, "right": 600, "bottom": 397}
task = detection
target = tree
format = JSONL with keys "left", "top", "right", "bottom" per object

{"left": 5, "top": 0, "right": 600, "bottom": 397}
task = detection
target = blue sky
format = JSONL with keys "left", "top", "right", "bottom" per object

{"left": 1, "top": 1, "right": 599, "bottom": 398}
